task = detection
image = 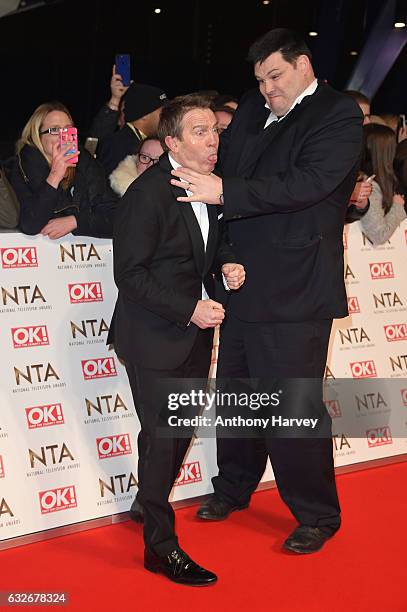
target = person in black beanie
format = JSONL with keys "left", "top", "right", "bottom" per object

{"left": 98, "top": 83, "right": 167, "bottom": 176}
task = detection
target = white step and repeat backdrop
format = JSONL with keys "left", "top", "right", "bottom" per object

{"left": 0, "top": 221, "right": 406, "bottom": 545}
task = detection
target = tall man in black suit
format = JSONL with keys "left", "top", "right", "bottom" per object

{"left": 110, "top": 94, "right": 245, "bottom": 585}
{"left": 171, "top": 29, "right": 363, "bottom": 554}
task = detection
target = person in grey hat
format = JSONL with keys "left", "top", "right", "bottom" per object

{"left": 98, "top": 83, "right": 167, "bottom": 175}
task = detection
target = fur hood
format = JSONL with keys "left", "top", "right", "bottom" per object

{"left": 109, "top": 154, "right": 140, "bottom": 197}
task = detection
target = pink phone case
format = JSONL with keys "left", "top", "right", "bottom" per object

{"left": 60, "top": 127, "right": 78, "bottom": 164}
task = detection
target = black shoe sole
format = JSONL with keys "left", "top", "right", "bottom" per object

{"left": 144, "top": 562, "right": 217, "bottom": 586}
{"left": 196, "top": 503, "right": 249, "bottom": 521}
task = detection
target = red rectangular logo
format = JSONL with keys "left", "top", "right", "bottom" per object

{"left": 347, "top": 297, "right": 360, "bottom": 314}
{"left": 384, "top": 323, "right": 407, "bottom": 342}
{"left": 366, "top": 426, "right": 393, "bottom": 447}
{"left": 324, "top": 400, "right": 342, "bottom": 418}
{"left": 1, "top": 246, "right": 38, "bottom": 268}
{"left": 81, "top": 357, "right": 117, "bottom": 380}
{"left": 11, "top": 325, "right": 49, "bottom": 348}
{"left": 401, "top": 389, "right": 407, "bottom": 407}
{"left": 174, "top": 461, "right": 203, "bottom": 486}
{"left": 39, "top": 485, "right": 77, "bottom": 514}
{"left": 369, "top": 262, "right": 394, "bottom": 280}
{"left": 0, "top": 456, "right": 4, "bottom": 479}
{"left": 350, "top": 360, "right": 377, "bottom": 379}
{"left": 68, "top": 282, "right": 103, "bottom": 303}
{"left": 96, "top": 434, "right": 132, "bottom": 459}
{"left": 25, "top": 404, "right": 64, "bottom": 429}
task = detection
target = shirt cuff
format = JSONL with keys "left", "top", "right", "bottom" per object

{"left": 222, "top": 272, "right": 231, "bottom": 291}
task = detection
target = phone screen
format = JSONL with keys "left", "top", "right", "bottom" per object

{"left": 115, "top": 54, "right": 131, "bottom": 86}
{"left": 60, "top": 127, "right": 78, "bottom": 165}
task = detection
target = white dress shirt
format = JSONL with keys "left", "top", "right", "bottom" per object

{"left": 169, "top": 154, "right": 210, "bottom": 300}
{"left": 264, "top": 78, "right": 318, "bottom": 129}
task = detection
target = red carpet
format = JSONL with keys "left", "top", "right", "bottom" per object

{"left": 1, "top": 461, "right": 406, "bottom": 611}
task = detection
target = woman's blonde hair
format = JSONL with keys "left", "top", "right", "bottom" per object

{"left": 17, "top": 101, "right": 75, "bottom": 187}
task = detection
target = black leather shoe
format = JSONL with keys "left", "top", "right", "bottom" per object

{"left": 283, "top": 526, "right": 335, "bottom": 554}
{"left": 129, "top": 499, "right": 144, "bottom": 523}
{"left": 196, "top": 495, "right": 249, "bottom": 521}
{"left": 144, "top": 548, "right": 217, "bottom": 586}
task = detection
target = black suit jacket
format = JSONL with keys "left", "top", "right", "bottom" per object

{"left": 220, "top": 82, "right": 363, "bottom": 322}
{"left": 109, "top": 154, "right": 235, "bottom": 369}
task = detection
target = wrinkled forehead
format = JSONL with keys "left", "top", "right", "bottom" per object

{"left": 254, "top": 51, "right": 292, "bottom": 78}
{"left": 180, "top": 107, "right": 217, "bottom": 130}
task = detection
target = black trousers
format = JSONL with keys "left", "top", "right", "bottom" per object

{"left": 212, "top": 314, "right": 341, "bottom": 534}
{"left": 125, "top": 329, "right": 212, "bottom": 556}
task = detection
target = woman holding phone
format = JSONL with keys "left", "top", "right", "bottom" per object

{"left": 359, "top": 123, "right": 406, "bottom": 244}
{"left": 10, "top": 101, "right": 118, "bottom": 239}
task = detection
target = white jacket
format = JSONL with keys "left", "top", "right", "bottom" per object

{"left": 109, "top": 155, "right": 140, "bottom": 197}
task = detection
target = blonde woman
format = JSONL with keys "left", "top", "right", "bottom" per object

{"left": 10, "top": 101, "right": 117, "bottom": 238}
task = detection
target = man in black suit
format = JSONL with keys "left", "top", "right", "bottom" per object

{"left": 110, "top": 93, "right": 245, "bottom": 584}
{"left": 170, "top": 29, "right": 363, "bottom": 554}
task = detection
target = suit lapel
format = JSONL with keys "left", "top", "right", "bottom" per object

{"left": 237, "top": 85, "right": 321, "bottom": 176}
{"left": 204, "top": 204, "right": 219, "bottom": 275}
{"left": 171, "top": 182, "right": 206, "bottom": 276}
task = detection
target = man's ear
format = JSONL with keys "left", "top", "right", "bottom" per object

{"left": 296, "top": 54, "right": 311, "bottom": 75}
{"left": 165, "top": 135, "right": 178, "bottom": 154}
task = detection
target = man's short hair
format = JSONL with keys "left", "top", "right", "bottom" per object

{"left": 247, "top": 27, "right": 312, "bottom": 66}
{"left": 157, "top": 93, "right": 213, "bottom": 152}
{"left": 344, "top": 90, "right": 371, "bottom": 105}
{"left": 211, "top": 104, "right": 235, "bottom": 117}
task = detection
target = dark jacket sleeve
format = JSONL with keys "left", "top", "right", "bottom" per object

{"left": 72, "top": 152, "right": 118, "bottom": 239}
{"left": 223, "top": 102, "right": 363, "bottom": 219}
{"left": 113, "top": 187, "right": 197, "bottom": 325}
{"left": 212, "top": 215, "right": 237, "bottom": 275}
{"left": 9, "top": 160, "right": 70, "bottom": 235}
{"left": 88, "top": 104, "right": 119, "bottom": 141}
{"left": 345, "top": 202, "right": 370, "bottom": 224}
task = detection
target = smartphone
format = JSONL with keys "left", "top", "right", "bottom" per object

{"left": 84, "top": 136, "right": 98, "bottom": 157}
{"left": 115, "top": 54, "right": 131, "bottom": 86}
{"left": 60, "top": 127, "right": 78, "bottom": 164}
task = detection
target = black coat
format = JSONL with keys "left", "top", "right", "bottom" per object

{"left": 109, "top": 154, "right": 236, "bottom": 369}
{"left": 97, "top": 124, "right": 141, "bottom": 176}
{"left": 220, "top": 82, "right": 364, "bottom": 322}
{"left": 9, "top": 145, "right": 118, "bottom": 238}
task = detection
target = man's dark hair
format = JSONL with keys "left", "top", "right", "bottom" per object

{"left": 157, "top": 93, "right": 213, "bottom": 152}
{"left": 345, "top": 90, "right": 370, "bottom": 105}
{"left": 211, "top": 104, "right": 235, "bottom": 117}
{"left": 213, "top": 93, "right": 239, "bottom": 107}
{"left": 248, "top": 28, "right": 312, "bottom": 66}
